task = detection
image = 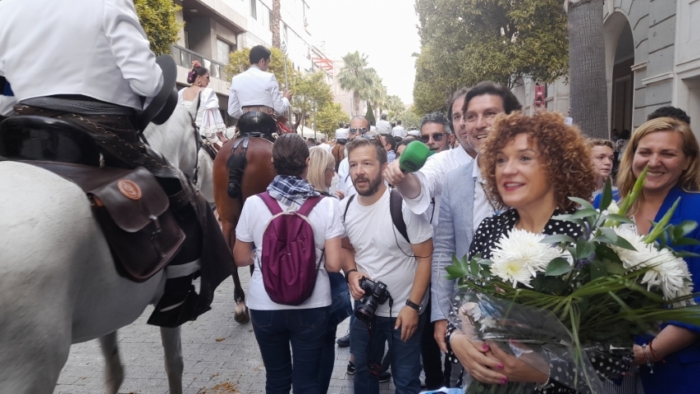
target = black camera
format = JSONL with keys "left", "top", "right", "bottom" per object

{"left": 355, "top": 277, "right": 391, "bottom": 324}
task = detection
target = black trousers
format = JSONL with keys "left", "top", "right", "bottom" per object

{"left": 421, "top": 296, "right": 445, "bottom": 389}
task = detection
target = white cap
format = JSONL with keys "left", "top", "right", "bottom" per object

{"left": 408, "top": 129, "right": 420, "bottom": 137}
{"left": 335, "top": 128, "right": 349, "bottom": 139}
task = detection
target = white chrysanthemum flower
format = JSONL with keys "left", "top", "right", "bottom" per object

{"left": 610, "top": 227, "right": 694, "bottom": 301}
{"left": 600, "top": 200, "right": 621, "bottom": 216}
{"left": 490, "top": 229, "right": 565, "bottom": 288}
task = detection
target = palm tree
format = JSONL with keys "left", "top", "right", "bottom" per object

{"left": 363, "top": 69, "right": 387, "bottom": 120}
{"left": 271, "top": 0, "right": 281, "bottom": 48}
{"left": 567, "top": 0, "right": 608, "bottom": 138}
{"left": 385, "top": 95, "right": 405, "bottom": 119}
{"left": 337, "top": 51, "right": 373, "bottom": 115}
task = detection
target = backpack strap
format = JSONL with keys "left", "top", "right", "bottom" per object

{"left": 297, "top": 195, "right": 324, "bottom": 216}
{"left": 342, "top": 194, "right": 356, "bottom": 223}
{"left": 390, "top": 188, "right": 410, "bottom": 244}
{"left": 259, "top": 192, "right": 283, "bottom": 215}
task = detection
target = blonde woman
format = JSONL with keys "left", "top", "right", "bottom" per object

{"left": 595, "top": 117, "right": 700, "bottom": 394}
{"left": 308, "top": 146, "right": 342, "bottom": 198}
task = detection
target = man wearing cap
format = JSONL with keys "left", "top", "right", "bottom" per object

{"left": 228, "top": 45, "right": 293, "bottom": 120}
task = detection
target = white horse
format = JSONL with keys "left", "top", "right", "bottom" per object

{"left": 0, "top": 101, "right": 215, "bottom": 394}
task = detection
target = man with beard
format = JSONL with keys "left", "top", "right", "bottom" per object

{"left": 419, "top": 112, "right": 453, "bottom": 154}
{"left": 337, "top": 116, "right": 370, "bottom": 199}
{"left": 341, "top": 137, "right": 433, "bottom": 394}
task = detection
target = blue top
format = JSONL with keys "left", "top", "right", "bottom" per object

{"left": 594, "top": 186, "right": 700, "bottom": 393}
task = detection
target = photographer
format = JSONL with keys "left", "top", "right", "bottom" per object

{"left": 340, "top": 137, "right": 433, "bottom": 394}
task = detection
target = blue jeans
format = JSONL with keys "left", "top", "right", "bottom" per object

{"left": 350, "top": 311, "right": 427, "bottom": 394}
{"left": 250, "top": 307, "right": 329, "bottom": 394}
{"left": 319, "top": 273, "right": 352, "bottom": 393}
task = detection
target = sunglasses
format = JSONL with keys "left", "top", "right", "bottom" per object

{"left": 349, "top": 128, "right": 368, "bottom": 135}
{"left": 419, "top": 132, "right": 447, "bottom": 143}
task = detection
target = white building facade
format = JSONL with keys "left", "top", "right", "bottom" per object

{"left": 515, "top": 0, "right": 700, "bottom": 139}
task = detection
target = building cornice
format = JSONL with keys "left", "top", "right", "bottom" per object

{"left": 641, "top": 72, "right": 674, "bottom": 86}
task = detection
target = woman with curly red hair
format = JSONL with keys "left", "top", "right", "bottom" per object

{"left": 449, "top": 112, "right": 606, "bottom": 393}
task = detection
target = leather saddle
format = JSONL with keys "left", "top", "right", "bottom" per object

{"left": 237, "top": 110, "right": 277, "bottom": 142}
{"left": 0, "top": 115, "right": 185, "bottom": 282}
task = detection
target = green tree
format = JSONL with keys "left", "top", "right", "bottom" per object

{"left": 225, "top": 47, "right": 298, "bottom": 89}
{"left": 337, "top": 51, "right": 373, "bottom": 116}
{"left": 291, "top": 71, "right": 334, "bottom": 130}
{"left": 365, "top": 102, "right": 376, "bottom": 126}
{"left": 134, "top": 0, "right": 182, "bottom": 55}
{"left": 567, "top": 0, "right": 608, "bottom": 138}
{"left": 413, "top": 0, "right": 569, "bottom": 114}
{"left": 398, "top": 107, "right": 422, "bottom": 130}
{"left": 316, "top": 103, "right": 350, "bottom": 134}
{"left": 364, "top": 69, "right": 387, "bottom": 120}
{"left": 385, "top": 95, "right": 406, "bottom": 119}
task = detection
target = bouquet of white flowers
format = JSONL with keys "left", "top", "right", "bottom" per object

{"left": 447, "top": 168, "right": 700, "bottom": 393}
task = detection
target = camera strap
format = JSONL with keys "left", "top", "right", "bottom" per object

{"left": 364, "top": 296, "right": 394, "bottom": 377}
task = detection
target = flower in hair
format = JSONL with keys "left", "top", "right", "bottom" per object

{"left": 191, "top": 60, "right": 202, "bottom": 69}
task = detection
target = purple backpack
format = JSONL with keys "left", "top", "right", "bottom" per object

{"left": 258, "top": 192, "right": 324, "bottom": 306}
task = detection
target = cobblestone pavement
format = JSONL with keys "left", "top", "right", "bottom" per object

{"left": 53, "top": 268, "right": 398, "bottom": 394}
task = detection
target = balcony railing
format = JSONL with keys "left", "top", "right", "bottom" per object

{"left": 171, "top": 45, "right": 230, "bottom": 81}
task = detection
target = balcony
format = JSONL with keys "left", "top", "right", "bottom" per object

{"left": 171, "top": 45, "right": 229, "bottom": 81}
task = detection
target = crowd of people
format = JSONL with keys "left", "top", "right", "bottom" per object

{"left": 233, "top": 80, "right": 700, "bottom": 394}
{"left": 1, "top": 3, "right": 698, "bottom": 391}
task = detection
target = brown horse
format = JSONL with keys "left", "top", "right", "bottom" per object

{"left": 213, "top": 113, "right": 277, "bottom": 323}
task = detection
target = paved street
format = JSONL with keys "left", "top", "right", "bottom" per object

{"left": 53, "top": 269, "right": 398, "bottom": 394}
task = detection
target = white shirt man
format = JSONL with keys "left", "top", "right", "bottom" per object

{"left": 0, "top": 0, "right": 163, "bottom": 111}
{"left": 318, "top": 137, "right": 332, "bottom": 153}
{"left": 342, "top": 137, "right": 433, "bottom": 393}
{"left": 392, "top": 122, "right": 406, "bottom": 138}
{"left": 376, "top": 115, "right": 392, "bottom": 134}
{"left": 228, "top": 46, "right": 290, "bottom": 119}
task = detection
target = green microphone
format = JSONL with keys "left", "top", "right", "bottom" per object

{"left": 399, "top": 141, "right": 432, "bottom": 173}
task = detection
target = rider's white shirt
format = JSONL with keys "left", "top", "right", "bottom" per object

{"left": 0, "top": 0, "right": 163, "bottom": 111}
{"left": 227, "top": 65, "right": 289, "bottom": 119}
{"left": 236, "top": 195, "right": 344, "bottom": 311}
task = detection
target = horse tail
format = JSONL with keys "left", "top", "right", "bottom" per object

{"left": 226, "top": 151, "right": 247, "bottom": 199}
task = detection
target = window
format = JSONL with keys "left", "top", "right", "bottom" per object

{"left": 216, "top": 39, "right": 231, "bottom": 64}
{"left": 250, "top": 0, "right": 257, "bottom": 20}
{"left": 269, "top": 10, "right": 273, "bottom": 32}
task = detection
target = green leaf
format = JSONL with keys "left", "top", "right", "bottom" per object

{"left": 545, "top": 258, "right": 573, "bottom": 276}
{"left": 602, "top": 214, "right": 633, "bottom": 224}
{"left": 469, "top": 259, "right": 480, "bottom": 277}
{"left": 604, "top": 260, "right": 626, "bottom": 275}
{"left": 569, "top": 209, "right": 599, "bottom": 220}
{"left": 444, "top": 265, "right": 467, "bottom": 280}
{"left": 589, "top": 260, "right": 608, "bottom": 280}
{"left": 575, "top": 239, "right": 596, "bottom": 260}
{"left": 599, "top": 228, "right": 637, "bottom": 250}
{"left": 674, "top": 251, "right": 700, "bottom": 258}
{"left": 678, "top": 220, "right": 699, "bottom": 236}
{"left": 672, "top": 238, "right": 700, "bottom": 247}
{"left": 599, "top": 178, "right": 614, "bottom": 211}
{"left": 541, "top": 234, "right": 576, "bottom": 245}
{"left": 595, "top": 244, "right": 623, "bottom": 264}
{"left": 568, "top": 197, "right": 595, "bottom": 211}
